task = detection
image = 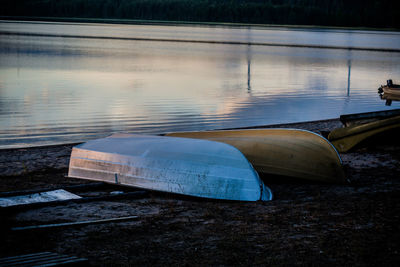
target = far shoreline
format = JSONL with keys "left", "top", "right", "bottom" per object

{"left": 1, "top": 16, "right": 399, "bottom": 33}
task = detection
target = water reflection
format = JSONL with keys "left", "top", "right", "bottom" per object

{"left": 1, "top": 22, "right": 400, "bottom": 148}
{"left": 347, "top": 59, "right": 351, "bottom": 96}
{"left": 247, "top": 45, "right": 251, "bottom": 92}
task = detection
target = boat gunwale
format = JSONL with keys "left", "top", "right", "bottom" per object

{"left": 328, "top": 115, "right": 400, "bottom": 141}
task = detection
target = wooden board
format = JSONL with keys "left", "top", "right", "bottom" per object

{"left": 68, "top": 134, "right": 272, "bottom": 201}
{"left": 166, "top": 129, "right": 346, "bottom": 183}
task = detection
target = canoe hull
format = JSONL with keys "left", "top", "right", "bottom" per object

{"left": 68, "top": 134, "right": 272, "bottom": 201}
{"left": 328, "top": 115, "right": 400, "bottom": 152}
{"left": 166, "top": 129, "right": 345, "bottom": 183}
{"left": 340, "top": 109, "right": 400, "bottom": 127}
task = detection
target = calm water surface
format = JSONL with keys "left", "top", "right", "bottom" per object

{"left": 1, "top": 21, "right": 400, "bottom": 148}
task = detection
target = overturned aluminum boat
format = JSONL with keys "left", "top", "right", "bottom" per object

{"left": 68, "top": 134, "right": 272, "bottom": 201}
{"left": 167, "top": 129, "right": 346, "bottom": 183}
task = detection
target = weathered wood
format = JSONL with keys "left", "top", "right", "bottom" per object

{"left": 0, "top": 182, "right": 105, "bottom": 198}
{"left": 11, "top": 216, "right": 139, "bottom": 231}
{"left": 0, "top": 189, "right": 81, "bottom": 207}
{"left": 1, "top": 191, "right": 148, "bottom": 212}
{"left": 0, "top": 252, "right": 88, "bottom": 266}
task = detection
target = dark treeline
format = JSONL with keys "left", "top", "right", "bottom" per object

{"left": 1, "top": 0, "right": 399, "bottom": 28}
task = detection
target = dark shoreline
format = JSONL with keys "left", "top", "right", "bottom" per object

{"left": 5, "top": 30, "right": 399, "bottom": 53}
{"left": 1, "top": 118, "right": 399, "bottom": 266}
{"left": 1, "top": 0, "right": 399, "bottom": 29}
{"left": 2, "top": 16, "right": 399, "bottom": 32}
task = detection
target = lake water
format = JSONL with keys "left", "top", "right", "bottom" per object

{"left": 1, "top": 21, "right": 400, "bottom": 148}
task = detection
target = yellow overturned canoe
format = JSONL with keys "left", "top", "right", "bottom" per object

{"left": 166, "top": 129, "right": 346, "bottom": 183}
{"left": 328, "top": 115, "right": 400, "bottom": 153}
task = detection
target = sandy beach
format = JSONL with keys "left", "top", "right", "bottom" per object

{"left": 1, "top": 119, "right": 399, "bottom": 266}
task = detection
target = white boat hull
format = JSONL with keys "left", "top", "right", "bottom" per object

{"left": 68, "top": 134, "right": 272, "bottom": 201}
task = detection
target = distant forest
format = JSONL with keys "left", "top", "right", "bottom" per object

{"left": 1, "top": 0, "right": 399, "bottom": 28}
